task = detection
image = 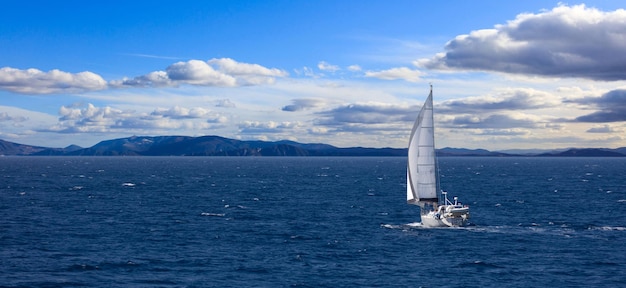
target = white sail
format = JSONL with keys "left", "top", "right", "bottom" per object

{"left": 407, "top": 88, "right": 438, "bottom": 204}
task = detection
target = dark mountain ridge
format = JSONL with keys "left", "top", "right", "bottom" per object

{"left": 536, "top": 148, "right": 626, "bottom": 157}
{"left": 1, "top": 136, "right": 624, "bottom": 157}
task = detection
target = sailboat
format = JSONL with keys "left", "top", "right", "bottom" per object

{"left": 407, "top": 85, "right": 470, "bottom": 227}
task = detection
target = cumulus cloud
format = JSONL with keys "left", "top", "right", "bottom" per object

{"left": 364, "top": 67, "right": 423, "bottom": 82}
{"left": 282, "top": 98, "right": 325, "bottom": 112}
{"left": 208, "top": 58, "right": 288, "bottom": 85}
{"left": 110, "top": 71, "right": 172, "bottom": 87}
{"left": 167, "top": 60, "right": 237, "bottom": 86}
{"left": 587, "top": 124, "right": 622, "bottom": 133}
{"left": 0, "top": 67, "right": 107, "bottom": 94}
{"left": 473, "top": 128, "right": 531, "bottom": 136}
{"left": 150, "top": 106, "right": 214, "bottom": 119}
{"left": 238, "top": 121, "right": 303, "bottom": 134}
{"left": 312, "top": 91, "right": 558, "bottom": 137}
{"left": 53, "top": 104, "right": 125, "bottom": 133}
{"left": 419, "top": 4, "right": 626, "bottom": 80}
{"left": 450, "top": 113, "right": 541, "bottom": 129}
{"left": 49, "top": 103, "right": 226, "bottom": 133}
{"left": 150, "top": 106, "right": 227, "bottom": 123}
{"left": 574, "top": 89, "right": 626, "bottom": 122}
{"left": 316, "top": 103, "right": 415, "bottom": 125}
{"left": 1, "top": 58, "right": 287, "bottom": 94}
{"left": 215, "top": 99, "right": 236, "bottom": 108}
{"left": 318, "top": 61, "right": 340, "bottom": 72}
{"left": 438, "top": 88, "right": 561, "bottom": 113}
{"left": 111, "top": 58, "right": 288, "bottom": 88}
{"left": 347, "top": 65, "right": 362, "bottom": 72}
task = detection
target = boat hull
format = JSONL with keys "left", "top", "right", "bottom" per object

{"left": 420, "top": 214, "right": 448, "bottom": 227}
{"left": 421, "top": 210, "right": 469, "bottom": 228}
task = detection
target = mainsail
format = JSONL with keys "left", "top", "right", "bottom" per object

{"left": 407, "top": 87, "right": 438, "bottom": 204}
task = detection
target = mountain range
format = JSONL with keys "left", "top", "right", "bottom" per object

{"left": 1, "top": 135, "right": 625, "bottom": 157}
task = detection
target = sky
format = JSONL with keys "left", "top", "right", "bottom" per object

{"left": 1, "top": 0, "right": 626, "bottom": 150}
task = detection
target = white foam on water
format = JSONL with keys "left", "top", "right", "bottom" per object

{"left": 381, "top": 224, "right": 398, "bottom": 229}
{"left": 589, "top": 226, "right": 626, "bottom": 231}
{"left": 381, "top": 222, "right": 423, "bottom": 230}
{"left": 201, "top": 212, "right": 225, "bottom": 217}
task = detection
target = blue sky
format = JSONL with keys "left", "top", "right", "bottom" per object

{"left": 1, "top": 1, "right": 626, "bottom": 150}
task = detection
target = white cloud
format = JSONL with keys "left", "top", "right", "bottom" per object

{"left": 0, "top": 67, "right": 107, "bottom": 94}
{"left": 364, "top": 67, "right": 423, "bottom": 82}
{"left": 150, "top": 106, "right": 227, "bottom": 123}
{"left": 1, "top": 58, "right": 288, "bottom": 94}
{"left": 215, "top": 99, "right": 236, "bottom": 108}
{"left": 208, "top": 58, "right": 288, "bottom": 77}
{"left": 293, "top": 66, "right": 323, "bottom": 78}
{"left": 587, "top": 124, "right": 623, "bottom": 133}
{"left": 49, "top": 103, "right": 228, "bottom": 134}
{"left": 151, "top": 106, "right": 214, "bottom": 119}
{"left": 208, "top": 58, "right": 288, "bottom": 85}
{"left": 166, "top": 60, "right": 219, "bottom": 85}
{"left": 573, "top": 89, "right": 626, "bottom": 122}
{"left": 55, "top": 103, "right": 132, "bottom": 132}
{"left": 474, "top": 128, "right": 531, "bottom": 136}
{"left": 449, "top": 113, "right": 543, "bottom": 129}
{"left": 238, "top": 120, "right": 304, "bottom": 134}
{"left": 438, "top": 88, "right": 561, "bottom": 113}
{"left": 316, "top": 102, "right": 415, "bottom": 125}
{"left": 318, "top": 61, "right": 340, "bottom": 72}
{"left": 347, "top": 65, "right": 362, "bottom": 72}
{"left": 113, "top": 71, "right": 172, "bottom": 87}
{"left": 111, "top": 58, "right": 287, "bottom": 88}
{"left": 419, "top": 4, "right": 626, "bottom": 81}
{"left": 282, "top": 98, "right": 326, "bottom": 112}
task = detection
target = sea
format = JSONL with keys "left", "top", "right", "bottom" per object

{"left": 1, "top": 156, "right": 624, "bottom": 287}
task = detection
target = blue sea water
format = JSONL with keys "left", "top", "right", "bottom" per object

{"left": 1, "top": 156, "right": 624, "bottom": 287}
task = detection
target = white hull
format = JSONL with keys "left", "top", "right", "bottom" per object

{"left": 421, "top": 206, "right": 470, "bottom": 228}
{"left": 421, "top": 214, "right": 448, "bottom": 228}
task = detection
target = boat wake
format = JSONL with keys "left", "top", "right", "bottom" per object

{"left": 382, "top": 222, "right": 625, "bottom": 236}
{"left": 381, "top": 222, "right": 469, "bottom": 230}
{"left": 460, "top": 223, "right": 626, "bottom": 238}
{"left": 381, "top": 222, "right": 424, "bottom": 229}
{"left": 381, "top": 223, "right": 421, "bottom": 230}
{"left": 586, "top": 225, "right": 626, "bottom": 231}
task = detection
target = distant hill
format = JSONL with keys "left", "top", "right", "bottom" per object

{"left": 537, "top": 148, "right": 626, "bottom": 157}
{"left": 1, "top": 136, "right": 625, "bottom": 157}
{"left": 22, "top": 135, "right": 406, "bottom": 157}
{"left": 496, "top": 148, "right": 569, "bottom": 155}
{"left": 438, "top": 147, "right": 512, "bottom": 157}
{"left": 0, "top": 139, "right": 48, "bottom": 155}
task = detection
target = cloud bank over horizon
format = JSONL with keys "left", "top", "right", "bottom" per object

{"left": 1, "top": 3, "right": 626, "bottom": 150}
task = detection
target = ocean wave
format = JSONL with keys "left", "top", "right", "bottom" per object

{"left": 200, "top": 212, "right": 225, "bottom": 217}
